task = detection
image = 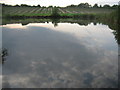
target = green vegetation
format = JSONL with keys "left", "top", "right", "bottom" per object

{"left": 51, "top": 7, "right": 60, "bottom": 17}
{"left": 2, "top": 2, "right": 119, "bottom": 44}
{"left": 1, "top": 2, "right": 119, "bottom": 43}
{"left": 1, "top": 48, "right": 8, "bottom": 64}
{"left": 1, "top": 3, "right": 117, "bottom": 18}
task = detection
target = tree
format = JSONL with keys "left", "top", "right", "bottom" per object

{"left": 93, "top": 4, "right": 99, "bottom": 8}
{"left": 51, "top": 7, "right": 60, "bottom": 17}
{"left": 78, "top": 3, "right": 91, "bottom": 8}
{"left": 2, "top": 4, "right": 12, "bottom": 7}
{"left": 84, "top": 3, "right": 91, "bottom": 8}
{"left": 48, "top": 6, "right": 53, "bottom": 8}
{"left": 42, "top": 6, "right": 46, "bottom": 8}
{"left": 14, "top": 4, "right": 20, "bottom": 7}
{"left": 21, "top": 4, "right": 29, "bottom": 7}
{"left": 99, "top": 5, "right": 102, "bottom": 8}
{"left": 67, "top": 4, "right": 77, "bottom": 8}
{"left": 112, "top": 5, "right": 118, "bottom": 9}
{"left": 103, "top": 4, "right": 111, "bottom": 8}
{"left": 37, "top": 5, "right": 41, "bottom": 7}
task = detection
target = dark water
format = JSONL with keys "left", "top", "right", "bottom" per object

{"left": 2, "top": 22, "right": 118, "bottom": 88}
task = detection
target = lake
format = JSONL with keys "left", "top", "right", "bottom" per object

{"left": 1, "top": 21, "right": 118, "bottom": 88}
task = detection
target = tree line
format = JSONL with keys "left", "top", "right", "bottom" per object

{"left": 0, "top": 3, "right": 118, "bottom": 9}
{"left": 67, "top": 3, "right": 118, "bottom": 9}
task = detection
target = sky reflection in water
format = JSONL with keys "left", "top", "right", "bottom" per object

{"left": 2, "top": 23, "right": 118, "bottom": 88}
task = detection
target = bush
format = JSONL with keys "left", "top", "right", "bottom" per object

{"left": 51, "top": 7, "right": 60, "bottom": 17}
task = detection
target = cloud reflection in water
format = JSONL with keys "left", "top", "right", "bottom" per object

{"left": 2, "top": 23, "right": 118, "bottom": 88}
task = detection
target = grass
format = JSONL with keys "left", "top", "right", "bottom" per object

{"left": 2, "top": 6, "right": 116, "bottom": 18}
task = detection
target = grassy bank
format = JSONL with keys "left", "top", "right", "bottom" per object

{"left": 4, "top": 13, "right": 97, "bottom": 20}
{"left": 2, "top": 5, "right": 118, "bottom": 27}
{"left": 2, "top": 6, "right": 116, "bottom": 19}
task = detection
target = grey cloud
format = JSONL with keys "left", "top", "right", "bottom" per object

{"left": 2, "top": 24, "right": 118, "bottom": 88}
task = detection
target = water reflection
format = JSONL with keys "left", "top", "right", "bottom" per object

{"left": 2, "top": 22, "right": 118, "bottom": 88}
{"left": 2, "top": 18, "right": 119, "bottom": 44}
{"left": 51, "top": 18, "right": 60, "bottom": 27}
{"left": 1, "top": 48, "right": 8, "bottom": 64}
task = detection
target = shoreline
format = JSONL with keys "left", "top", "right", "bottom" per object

{"left": 3, "top": 13, "right": 97, "bottom": 19}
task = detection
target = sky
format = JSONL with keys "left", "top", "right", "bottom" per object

{"left": 0, "top": 0, "right": 119, "bottom": 6}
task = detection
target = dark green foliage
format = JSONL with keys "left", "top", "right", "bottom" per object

{"left": 117, "top": 2, "right": 120, "bottom": 44}
{"left": 73, "top": 14, "right": 95, "bottom": 19}
{"left": 118, "top": 2, "right": 120, "bottom": 24}
{"left": 93, "top": 4, "right": 99, "bottom": 8}
{"left": 51, "top": 18, "right": 60, "bottom": 27}
{"left": 21, "top": 4, "right": 29, "bottom": 7}
{"left": 67, "top": 4, "right": 77, "bottom": 8}
{"left": 112, "top": 5, "right": 118, "bottom": 9}
{"left": 48, "top": 6, "right": 53, "bottom": 8}
{"left": 37, "top": 5, "right": 41, "bottom": 7}
{"left": 42, "top": 6, "right": 46, "bottom": 8}
{"left": 51, "top": 7, "right": 60, "bottom": 17}
{"left": 99, "top": 5, "right": 102, "bottom": 8}
{"left": 2, "top": 48, "right": 8, "bottom": 64}
{"left": 14, "top": 4, "right": 20, "bottom": 7}
{"left": 1, "top": 3, "right": 12, "bottom": 7}
{"left": 103, "top": 4, "right": 111, "bottom": 8}
{"left": 78, "top": 3, "right": 91, "bottom": 8}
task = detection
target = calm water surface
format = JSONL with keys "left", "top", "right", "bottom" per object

{"left": 2, "top": 22, "right": 118, "bottom": 88}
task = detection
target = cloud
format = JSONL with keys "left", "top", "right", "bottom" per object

{"left": 2, "top": 23, "right": 118, "bottom": 88}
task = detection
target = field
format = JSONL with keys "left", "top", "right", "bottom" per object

{"left": 2, "top": 6, "right": 115, "bottom": 17}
